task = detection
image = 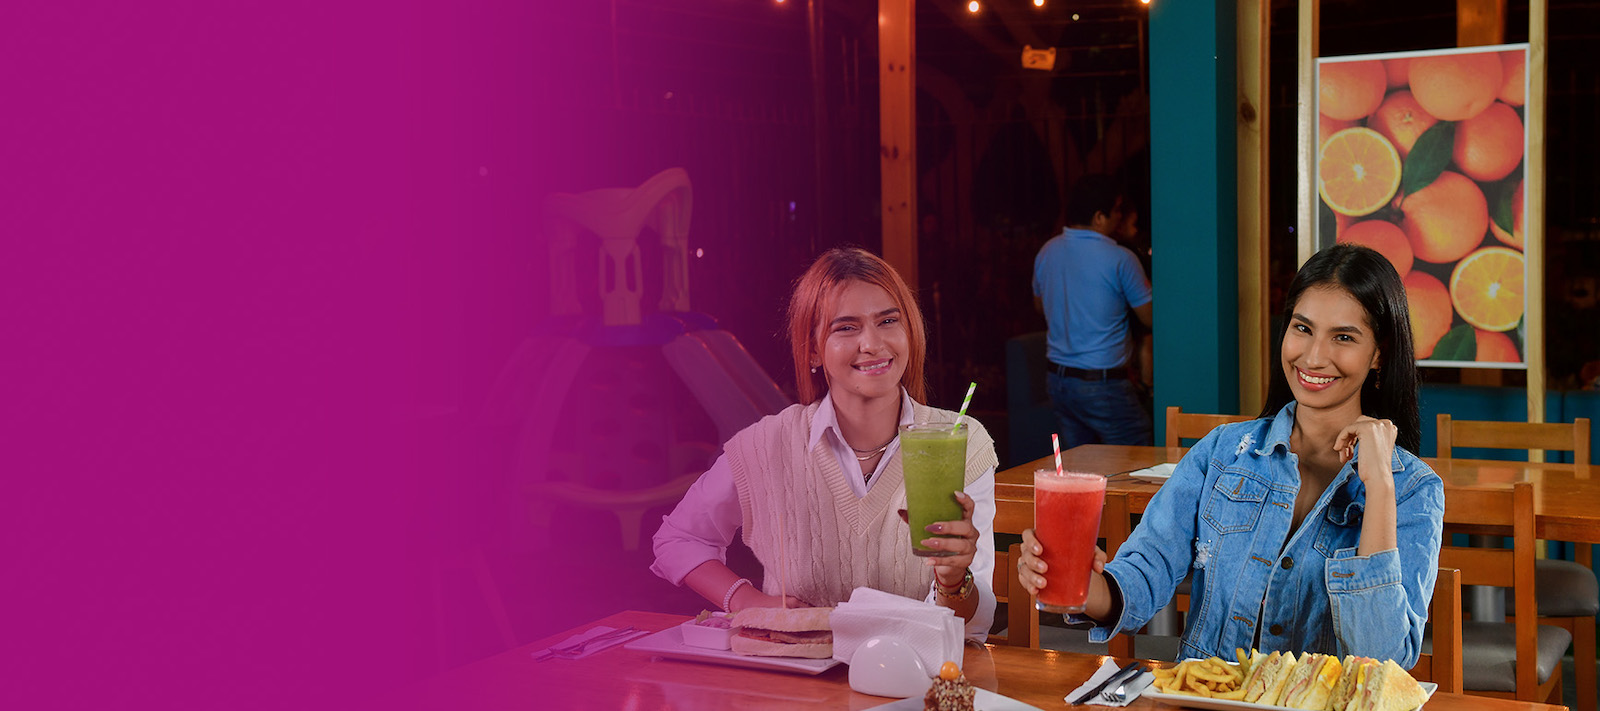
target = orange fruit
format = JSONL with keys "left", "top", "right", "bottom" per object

{"left": 1401, "top": 171, "right": 1488, "bottom": 263}
{"left": 1320, "top": 61, "right": 1387, "bottom": 121}
{"left": 1491, "top": 180, "right": 1524, "bottom": 250}
{"left": 1319, "top": 114, "right": 1356, "bottom": 150}
{"left": 1319, "top": 127, "right": 1402, "bottom": 217}
{"left": 1385, "top": 57, "right": 1411, "bottom": 89}
{"left": 1474, "top": 329, "right": 1520, "bottom": 363}
{"left": 1404, "top": 271, "right": 1454, "bottom": 359}
{"left": 1450, "top": 246, "right": 1525, "bottom": 332}
{"left": 1369, "top": 91, "right": 1439, "bottom": 159}
{"left": 1335, "top": 211, "right": 1355, "bottom": 237}
{"left": 1452, "top": 102, "right": 1524, "bottom": 183}
{"left": 1338, "top": 220, "right": 1414, "bottom": 278}
{"left": 1499, "top": 50, "right": 1526, "bottom": 106}
{"left": 1409, "top": 52, "right": 1502, "bottom": 121}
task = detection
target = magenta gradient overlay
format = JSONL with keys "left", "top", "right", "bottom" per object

{"left": 3, "top": 3, "right": 583, "bottom": 709}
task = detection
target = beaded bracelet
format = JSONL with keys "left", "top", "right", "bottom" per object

{"left": 723, "top": 577, "right": 753, "bottom": 613}
{"left": 934, "top": 569, "right": 975, "bottom": 601}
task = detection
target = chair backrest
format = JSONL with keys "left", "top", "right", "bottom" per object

{"left": 1438, "top": 482, "right": 1539, "bottom": 696}
{"left": 1165, "top": 406, "right": 1254, "bottom": 448}
{"left": 994, "top": 543, "right": 1040, "bottom": 648}
{"left": 1410, "top": 567, "right": 1463, "bottom": 694}
{"left": 1437, "top": 414, "right": 1591, "bottom": 469}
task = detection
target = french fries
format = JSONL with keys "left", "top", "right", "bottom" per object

{"left": 1151, "top": 654, "right": 1247, "bottom": 699}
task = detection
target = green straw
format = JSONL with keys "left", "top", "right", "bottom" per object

{"left": 955, "top": 381, "right": 976, "bottom": 430}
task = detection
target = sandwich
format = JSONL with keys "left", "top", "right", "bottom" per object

{"left": 1241, "top": 650, "right": 1296, "bottom": 705}
{"left": 729, "top": 606, "right": 834, "bottom": 659}
{"left": 1328, "top": 656, "right": 1381, "bottom": 711}
{"left": 1279, "top": 653, "right": 1342, "bottom": 709}
{"left": 1347, "top": 659, "right": 1429, "bottom": 711}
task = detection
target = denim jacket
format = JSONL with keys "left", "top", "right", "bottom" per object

{"left": 1077, "top": 402, "right": 1444, "bottom": 667}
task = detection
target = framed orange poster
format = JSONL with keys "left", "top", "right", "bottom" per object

{"left": 1314, "top": 45, "right": 1530, "bottom": 368}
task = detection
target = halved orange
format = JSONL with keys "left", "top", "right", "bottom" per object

{"left": 1319, "top": 127, "right": 1402, "bottom": 217}
{"left": 1450, "top": 246, "right": 1525, "bottom": 332}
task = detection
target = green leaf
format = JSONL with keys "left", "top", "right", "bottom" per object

{"left": 1491, "top": 182, "right": 1515, "bottom": 234}
{"left": 1401, "top": 122, "right": 1456, "bottom": 196}
{"left": 1431, "top": 324, "right": 1477, "bottom": 362}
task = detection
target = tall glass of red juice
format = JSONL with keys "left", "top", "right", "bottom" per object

{"left": 1033, "top": 470, "right": 1106, "bottom": 614}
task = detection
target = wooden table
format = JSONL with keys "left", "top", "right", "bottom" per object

{"left": 997, "top": 445, "right": 1600, "bottom": 545}
{"left": 402, "top": 610, "right": 1564, "bottom": 711}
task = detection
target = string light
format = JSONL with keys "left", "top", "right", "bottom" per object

{"left": 1071, "top": 13, "right": 1080, "bottom": 20}
{"left": 967, "top": 0, "right": 980, "bottom": 12}
{"left": 1032, "top": 0, "right": 1044, "bottom": 6}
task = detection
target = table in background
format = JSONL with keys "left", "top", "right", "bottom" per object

{"left": 996, "top": 445, "right": 1600, "bottom": 544}
{"left": 997, "top": 446, "right": 1600, "bottom": 627}
{"left": 402, "top": 610, "right": 1563, "bottom": 711}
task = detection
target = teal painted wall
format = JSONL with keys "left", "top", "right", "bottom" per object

{"left": 1149, "top": 0, "right": 1241, "bottom": 442}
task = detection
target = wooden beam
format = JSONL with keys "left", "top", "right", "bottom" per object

{"left": 880, "top": 0, "right": 917, "bottom": 288}
{"left": 1296, "top": 0, "right": 1318, "bottom": 267}
{"left": 1527, "top": 0, "right": 1547, "bottom": 427}
{"left": 1457, "top": 0, "right": 1507, "bottom": 46}
{"left": 1238, "top": 0, "right": 1270, "bottom": 416}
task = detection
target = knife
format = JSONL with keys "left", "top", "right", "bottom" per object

{"left": 1067, "top": 661, "right": 1146, "bottom": 705}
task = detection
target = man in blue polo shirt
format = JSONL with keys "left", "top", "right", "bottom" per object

{"left": 1033, "top": 177, "right": 1153, "bottom": 448}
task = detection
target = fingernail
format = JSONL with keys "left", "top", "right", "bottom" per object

{"left": 928, "top": 523, "right": 944, "bottom": 533}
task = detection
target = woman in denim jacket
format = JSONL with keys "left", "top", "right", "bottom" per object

{"left": 1018, "top": 244, "right": 1444, "bottom": 666}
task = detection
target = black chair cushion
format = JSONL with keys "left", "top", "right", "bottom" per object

{"left": 1502, "top": 559, "right": 1600, "bottom": 617}
{"left": 1457, "top": 621, "right": 1573, "bottom": 692}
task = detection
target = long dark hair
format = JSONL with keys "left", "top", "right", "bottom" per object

{"left": 1258, "top": 244, "right": 1422, "bottom": 453}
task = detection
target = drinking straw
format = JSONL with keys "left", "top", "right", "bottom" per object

{"left": 1052, "top": 433, "right": 1064, "bottom": 477}
{"left": 955, "top": 381, "right": 977, "bottom": 429}
{"left": 777, "top": 510, "right": 788, "bottom": 608}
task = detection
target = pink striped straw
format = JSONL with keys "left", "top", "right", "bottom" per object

{"left": 1052, "top": 433, "right": 1063, "bottom": 476}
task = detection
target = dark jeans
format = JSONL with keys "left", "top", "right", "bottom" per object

{"left": 1046, "top": 371, "right": 1153, "bottom": 449}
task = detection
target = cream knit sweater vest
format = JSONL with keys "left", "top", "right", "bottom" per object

{"left": 724, "top": 399, "right": 997, "bottom": 606}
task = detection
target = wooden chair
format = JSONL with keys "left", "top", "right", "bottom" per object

{"left": 1439, "top": 482, "right": 1570, "bottom": 703}
{"left": 991, "top": 543, "right": 1039, "bottom": 648}
{"left": 1165, "top": 406, "right": 1254, "bottom": 448}
{"left": 1411, "top": 567, "right": 1464, "bottom": 694}
{"left": 1438, "top": 414, "right": 1595, "bottom": 711}
{"left": 1437, "top": 415, "right": 1591, "bottom": 471}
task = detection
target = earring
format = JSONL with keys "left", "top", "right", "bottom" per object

{"left": 811, "top": 365, "right": 820, "bottom": 374}
{"left": 1373, "top": 367, "right": 1381, "bottom": 389}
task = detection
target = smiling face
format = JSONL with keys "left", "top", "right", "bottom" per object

{"left": 815, "top": 280, "right": 910, "bottom": 407}
{"left": 1281, "top": 285, "right": 1382, "bottom": 416}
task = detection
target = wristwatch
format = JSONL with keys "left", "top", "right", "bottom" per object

{"left": 934, "top": 569, "right": 975, "bottom": 601}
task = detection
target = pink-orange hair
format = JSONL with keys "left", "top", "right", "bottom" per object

{"left": 786, "top": 248, "right": 927, "bottom": 405}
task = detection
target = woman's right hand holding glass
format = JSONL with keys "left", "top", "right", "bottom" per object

{"left": 1017, "top": 528, "right": 1107, "bottom": 597}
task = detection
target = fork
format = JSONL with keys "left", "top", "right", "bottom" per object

{"left": 532, "top": 626, "right": 639, "bottom": 662}
{"left": 1100, "top": 672, "right": 1143, "bottom": 704}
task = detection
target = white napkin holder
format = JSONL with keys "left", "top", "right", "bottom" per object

{"left": 848, "top": 636, "right": 933, "bottom": 698}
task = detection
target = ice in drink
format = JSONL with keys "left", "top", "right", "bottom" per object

{"left": 1033, "top": 471, "right": 1106, "bottom": 613}
{"left": 900, "top": 422, "right": 967, "bottom": 557}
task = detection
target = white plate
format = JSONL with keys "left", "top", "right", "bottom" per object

{"left": 862, "top": 687, "right": 1044, "bottom": 710}
{"left": 1141, "top": 680, "right": 1436, "bottom": 711}
{"left": 1128, "top": 462, "right": 1178, "bottom": 482}
{"left": 623, "top": 625, "right": 841, "bottom": 675}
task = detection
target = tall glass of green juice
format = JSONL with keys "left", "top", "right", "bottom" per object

{"left": 900, "top": 422, "right": 967, "bottom": 557}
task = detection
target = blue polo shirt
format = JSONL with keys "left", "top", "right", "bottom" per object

{"left": 1032, "top": 227, "right": 1152, "bottom": 370}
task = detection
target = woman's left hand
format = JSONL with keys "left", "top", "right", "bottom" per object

{"left": 898, "top": 491, "right": 979, "bottom": 589}
{"left": 1334, "top": 416, "right": 1398, "bottom": 490}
